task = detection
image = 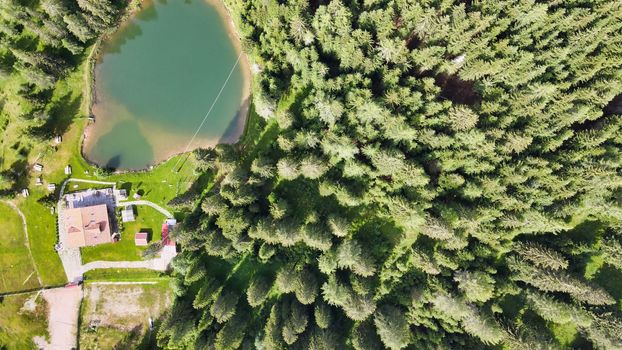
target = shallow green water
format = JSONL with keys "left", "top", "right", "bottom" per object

{"left": 85, "top": 0, "right": 247, "bottom": 170}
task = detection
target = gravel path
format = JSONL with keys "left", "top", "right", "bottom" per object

{"left": 34, "top": 287, "right": 83, "bottom": 350}
{"left": 2, "top": 200, "right": 43, "bottom": 287}
{"left": 89, "top": 281, "right": 158, "bottom": 285}
{"left": 118, "top": 200, "right": 173, "bottom": 218}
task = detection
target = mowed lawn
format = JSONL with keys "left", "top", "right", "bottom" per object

{"left": 0, "top": 202, "right": 41, "bottom": 293}
{"left": 81, "top": 205, "right": 166, "bottom": 263}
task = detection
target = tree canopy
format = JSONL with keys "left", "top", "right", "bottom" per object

{"left": 157, "top": 0, "right": 622, "bottom": 349}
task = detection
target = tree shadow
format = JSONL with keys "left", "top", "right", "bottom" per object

{"left": 0, "top": 159, "right": 29, "bottom": 196}
{"left": 28, "top": 92, "right": 82, "bottom": 140}
{"left": 120, "top": 181, "right": 133, "bottom": 194}
{"left": 167, "top": 170, "right": 214, "bottom": 208}
{"left": 110, "top": 314, "right": 166, "bottom": 349}
{"left": 435, "top": 73, "right": 481, "bottom": 105}
{"left": 139, "top": 228, "right": 154, "bottom": 240}
{"left": 592, "top": 264, "right": 622, "bottom": 301}
{"left": 604, "top": 93, "right": 622, "bottom": 116}
{"left": 105, "top": 155, "right": 122, "bottom": 170}
{"left": 218, "top": 97, "right": 250, "bottom": 145}
{"left": 104, "top": 21, "right": 144, "bottom": 55}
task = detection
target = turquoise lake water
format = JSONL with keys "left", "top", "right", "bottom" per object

{"left": 84, "top": 0, "right": 247, "bottom": 170}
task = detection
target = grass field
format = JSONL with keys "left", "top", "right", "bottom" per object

{"left": 0, "top": 202, "right": 41, "bottom": 293}
{"left": 0, "top": 292, "right": 49, "bottom": 348}
{"left": 81, "top": 205, "right": 166, "bottom": 263}
{"left": 79, "top": 281, "right": 172, "bottom": 349}
{"left": 1, "top": 28, "right": 203, "bottom": 288}
{"left": 83, "top": 268, "right": 168, "bottom": 282}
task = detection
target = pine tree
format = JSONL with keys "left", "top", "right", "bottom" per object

{"left": 314, "top": 301, "right": 333, "bottom": 329}
{"left": 373, "top": 305, "right": 411, "bottom": 350}
{"left": 454, "top": 271, "right": 495, "bottom": 303}
{"left": 210, "top": 290, "right": 239, "bottom": 323}
{"left": 247, "top": 275, "right": 271, "bottom": 307}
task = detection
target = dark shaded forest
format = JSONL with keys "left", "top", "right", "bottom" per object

{"left": 158, "top": 0, "right": 622, "bottom": 349}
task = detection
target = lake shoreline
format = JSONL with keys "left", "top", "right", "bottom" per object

{"left": 80, "top": 0, "right": 252, "bottom": 172}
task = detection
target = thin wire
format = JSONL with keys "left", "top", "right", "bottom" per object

{"left": 172, "top": 52, "right": 243, "bottom": 172}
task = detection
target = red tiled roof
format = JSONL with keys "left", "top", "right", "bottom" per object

{"left": 161, "top": 223, "right": 175, "bottom": 246}
{"left": 135, "top": 231, "right": 149, "bottom": 246}
{"left": 64, "top": 204, "right": 112, "bottom": 247}
{"left": 135, "top": 232, "right": 148, "bottom": 239}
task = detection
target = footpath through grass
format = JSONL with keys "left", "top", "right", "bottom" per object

{"left": 0, "top": 202, "right": 41, "bottom": 293}
{"left": 83, "top": 268, "right": 168, "bottom": 282}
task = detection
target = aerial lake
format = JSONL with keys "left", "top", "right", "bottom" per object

{"left": 83, "top": 0, "right": 249, "bottom": 170}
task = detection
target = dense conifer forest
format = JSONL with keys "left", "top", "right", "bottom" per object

{"left": 159, "top": 1, "right": 622, "bottom": 349}
{"left": 1, "top": 0, "right": 622, "bottom": 349}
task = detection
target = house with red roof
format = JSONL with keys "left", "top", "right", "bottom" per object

{"left": 64, "top": 204, "right": 112, "bottom": 248}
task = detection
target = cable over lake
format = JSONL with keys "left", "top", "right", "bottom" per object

{"left": 84, "top": 0, "right": 249, "bottom": 170}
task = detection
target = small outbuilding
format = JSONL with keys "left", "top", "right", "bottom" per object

{"left": 64, "top": 165, "right": 72, "bottom": 175}
{"left": 135, "top": 232, "right": 149, "bottom": 246}
{"left": 116, "top": 189, "right": 128, "bottom": 200}
{"left": 47, "top": 183, "right": 56, "bottom": 192}
{"left": 35, "top": 177, "right": 43, "bottom": 186}
{"left": 161, "top": 222, "right": 175, "bottom": 247}
{"left": 21, "top": 189, "right": 29, "bottom": 197}
{"left": 33, "top": 163, "right": 43, "bottom": 172}
{"left": 54, "top": 135, "right": 62, "bottom": 144}
{"left": 121, "top": 206, "right": 135, "bottom": 222}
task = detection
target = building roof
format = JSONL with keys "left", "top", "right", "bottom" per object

{"left": 117, "top": 189, "right": 128, "bottom": 200}
{"left": 135, "top": 232, "right": 149, "bottom": 246}
{"left": 161, "top": 223, "right": 175, "bottom": 246}
{"left": 121, "top": 206, "right": 135, "bottom": 222}
{"left": 64, "top": 204, "right": 112, "bottom": 247}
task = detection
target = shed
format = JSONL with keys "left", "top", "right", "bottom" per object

{"left": 54, "top": 135, "right": 62, "bottom": 144}
{"left": 116, "top": 189, "right": 128, "bottom": 200}
{"left": 121, "top": 206, "right": 135, "bottom": 222}
{"left": 47, "top": 183, "right": 56, "bottom": 192}
{"left": 64, "top": 165, "right": 72, "bottom": 175}
{"left": 135, "top": 232, "right": 149, "bottom": 246}
{"left": 33, "top": 164, "right": 43, "bottom": 172}
{"left": 21, "top": 189, "right": 29, "bottom": 197}
{"left": 35, "top": 177, "right": 43, "bottom": 185}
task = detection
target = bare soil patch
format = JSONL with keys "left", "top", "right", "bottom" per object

{"left": 34, "top": 287, "right": 83, "bottom": 350}
{"left": 79, "top": 282, "right": 172, "bottom": 349}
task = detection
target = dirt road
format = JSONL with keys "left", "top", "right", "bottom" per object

{"left": 34, "top": 287, "right": 83, "bottom": 350}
